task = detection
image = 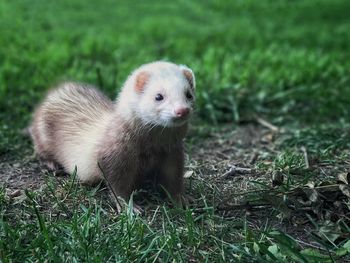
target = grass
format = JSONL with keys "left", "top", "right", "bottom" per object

{"left": 1, "top": 0, "right": 350, "bottom": 261}
{"left": 3, "top": 174, "right": 347, "bottom": 262}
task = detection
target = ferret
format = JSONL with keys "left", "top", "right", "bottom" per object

{"left": 29, "top": 61, "right": 195, "bottom": 208}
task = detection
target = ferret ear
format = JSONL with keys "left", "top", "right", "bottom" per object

{"left": 135, "top": 71, "right": 150, "bottom": 93}
{"left": 179, "top": 65, "right": 195, "bottom": 90}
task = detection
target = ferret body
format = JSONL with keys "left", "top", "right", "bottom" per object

{"left": 30, "top": 61, "right": 195, "bottom": 203}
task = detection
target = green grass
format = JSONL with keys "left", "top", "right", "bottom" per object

{"left": 1, "top": 0, "right": 350, "bottom": 261}
{"left": 2, "top": 174, "right": 348, "bottom": 262}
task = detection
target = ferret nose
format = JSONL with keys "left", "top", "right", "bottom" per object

{"left": 174, "top": 107, "right": 190, "bottom": 118}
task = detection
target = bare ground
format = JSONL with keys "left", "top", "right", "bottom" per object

{"left": 1, "top": 123, "right": 349, "bottom": 250}
{"left": 1, "top": 124, "right": 272, "bottom": 196}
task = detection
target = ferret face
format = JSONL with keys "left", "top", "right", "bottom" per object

{"left": 133, "top": 63, "right": 196, "bottom": 128}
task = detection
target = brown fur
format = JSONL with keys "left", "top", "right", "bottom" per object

{"left": 97, "top": 114, "right": 187, "bottom": 201}
{"left": 30, "top": 81, "right": 189, "bottom": 203}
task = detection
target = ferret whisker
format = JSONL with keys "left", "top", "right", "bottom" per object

{"left": 148, "top": 123, "right": 157, "bottom": 133}
{"left": 160, "top": 125, "right": 167, "bottom": 135}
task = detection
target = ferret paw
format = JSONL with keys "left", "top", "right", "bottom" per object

{"left": 172, "top": 194, "right": 192, "bottom": 208}
{"left": 41, "top": 159, "right": 62, "bottom": 172}
{"left": 131, "top": 203, "right": 144, "bottom": 215}
{"left": 112, "top": 195, "right": 144, "bottom": 215}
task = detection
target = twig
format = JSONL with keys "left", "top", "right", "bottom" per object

{"left": 255, "top": 116, "right": 279, "bottom": 132}
{"left": 98, "top": 162, "right": 122, "bottom": 214}
{"left": 296, "top": 238, "right": 330, "bottom": 252}
{"left": 222, "top": 183, "right": 344, "bottom": 200}
{"left": 301, "top": 146, "right": 310, "bottom": 169}
{"left": 216, "top": 151, "right": 230, "bottom": 160}
{"left": 217, "top": 202, "right": 271, "bottom": 211}
{"left": 223, "top": 165, "right": 252, "bottom": 178}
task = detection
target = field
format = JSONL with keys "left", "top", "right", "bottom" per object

{"left": 1, "top": 0, "right": 350, "bottom": 261}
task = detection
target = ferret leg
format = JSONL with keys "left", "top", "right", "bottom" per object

{"left": 98, "top": 154, "right": 139, "bottom": 212}
{"left": 37, "top": 154, "right": 62, "bottom": 171}
{"left": 43, "top": 160, "right": 60, "bottom": 171}
{"left": 112, "top": 172, "right": 144, "bottom": 214}
{"left": 158, "top": 151, "right": 184, "bottom": 204}
{"left": 109, "top": 171, "right": 136, "bottom": 201}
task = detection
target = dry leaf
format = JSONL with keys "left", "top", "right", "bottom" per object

{"left": 184, "top": 171, "right": 194, "bottom": 178}
{"left": 338, "top": 172, "right": 350, "bottom": 185}
{"left": 9, "top": 189, "right": 22, "bottom": 198}
{"left": 261, "top": 133, "right": 274, "bottom": 144}
{"left": 339, "top": 185, "right": 350, "bottom": 198}
{"left": 306, "top": 181, "right": 315, "bottom": 189}
{"left": 318, "top": 221, "right": 342, "bottom": 243}
{"left": 303, "top": 184, "right": 319, "bottom": 203}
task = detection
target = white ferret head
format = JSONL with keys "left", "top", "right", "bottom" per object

{"left": 117, "top": 61, "right": 196, "bottom": 128}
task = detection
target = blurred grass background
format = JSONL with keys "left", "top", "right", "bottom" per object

{"left": 1, "top": 0, "right": 350, "bottom": 134}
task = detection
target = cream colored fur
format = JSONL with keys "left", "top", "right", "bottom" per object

{"left": 30, "top": 61, "right": 195, "bottom": 192}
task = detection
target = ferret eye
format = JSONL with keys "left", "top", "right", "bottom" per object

{"left": 155, "top": 93, "right": 164, "bottom": 101}
{"left": 186, "top": 91, "right": 193, "bottom": 100}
